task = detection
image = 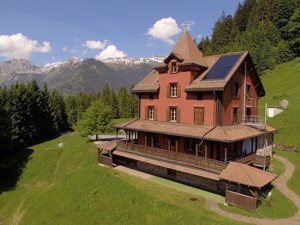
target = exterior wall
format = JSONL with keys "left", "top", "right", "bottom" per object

{"left": 222, "top": 63, "right": 259, "bottom": 126}
{"left": 137, "top": 161, "right": 225, "bottom": 194}
{"left": 140, "top": 69, "right": 216, "bottom": 126}
{"left": 256, "top": 133, "right": 273, "bottom": 156}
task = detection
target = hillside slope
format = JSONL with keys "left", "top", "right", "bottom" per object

{"left": 260, "top": 58, "right": 300, "bottom": 148}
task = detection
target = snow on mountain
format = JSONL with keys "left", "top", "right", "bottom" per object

{"left": 100, "top": 56, "right": 165, "bottom": 65}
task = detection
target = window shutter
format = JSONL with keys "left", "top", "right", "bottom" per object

{"left": 177, "top": 107, "right": 181, "bottom": 122}
{"left": 166, "top": 108, "right": 170, "bottom": 121}
{"left": 231, "top": 108, "right": 234, "bottom": 124}
{"left": 154, "top": 106, "right": 157, "bottom": 121}
{"left": 167, "top": 84, "right": 170, "bottom": 98}
{"left": 177, "top": 83, "right": 181, "bottom": 98}
{"left": 145, "top": 106, "right": 148, "bottom": 120}
{"left": 237, "top": 109, "right": 240, "bottom": 123}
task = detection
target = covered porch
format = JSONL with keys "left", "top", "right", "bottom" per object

{"left": 113, "top": 119, "right": 274, "bottom": 171}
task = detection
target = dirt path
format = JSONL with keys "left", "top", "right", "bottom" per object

{"left": 205, "top": 155, "right": 300, "bottom": 225}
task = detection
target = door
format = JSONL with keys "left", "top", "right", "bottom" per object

{"left": 194, "top": 107, "right": 204, "bottom": 125}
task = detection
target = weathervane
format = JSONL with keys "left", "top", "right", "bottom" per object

{"left": 184, "top": 22, "right": 190, "bottom": 32}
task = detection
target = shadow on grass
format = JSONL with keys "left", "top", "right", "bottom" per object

{"left": 0, "top": 148, "right": 33, "bottom": 194}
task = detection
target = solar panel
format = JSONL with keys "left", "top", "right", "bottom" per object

{"left": 204, "top": 53, "right": 243, "bottom": 80}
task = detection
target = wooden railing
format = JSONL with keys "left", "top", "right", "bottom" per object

{"left": 116, "top": 141, "right": 226, "bottom": 172}
{"left": 236, "top": 154, "right": 271, "bottom": 168}
{"left": 225, "top": 190, "right": 257, "bottom": 211}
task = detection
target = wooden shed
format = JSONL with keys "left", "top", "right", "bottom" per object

{"left": 219, "top": 162, "right": 277, "bottom": 211}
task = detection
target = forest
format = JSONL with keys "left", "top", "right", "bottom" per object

{"left": 198, "top": 0, "right": 300, "bottom": 73}
{"left": 0, "top": 82, "right": 137, "bottom": 159}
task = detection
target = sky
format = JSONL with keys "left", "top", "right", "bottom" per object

{"left": 0, "top": 0, "right": 242, "bottom": 65}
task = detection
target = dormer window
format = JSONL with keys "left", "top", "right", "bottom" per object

{"left": 171, "top": 62, "right": 177, "bottom": 73}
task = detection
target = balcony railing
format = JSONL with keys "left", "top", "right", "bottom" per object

{"left": 116, "top": 141, "right": 227, "bottom": 172}
{"left": 243, "top": 115, "right": 265, "bottom": 127}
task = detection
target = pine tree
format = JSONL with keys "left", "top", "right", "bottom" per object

{"left": 117, "top": 87, "right": 130, "bottom": 118}
{"left": 49, "top": 90, "right": 69, "bottom": 133}
{"left": 286, "top": 8, "right": 300, "bottom": 56}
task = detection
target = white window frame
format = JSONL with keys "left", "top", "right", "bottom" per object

{"left": 170, "top": 107, "right": 177, "bottom": 122}
{"left": 170, "top": 83, "right": 177, "bottom": 97}
{"left": 148, "top": 106, "right": 154, "bottom": 120}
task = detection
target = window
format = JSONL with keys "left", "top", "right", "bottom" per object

{"left": 197, "top": 92, "right": 203, "bottom": 100}
{"left": 232, "top": 108, "right": 239, "bottom": 123}
{"left": 232, "top": 82, "right": 239, "bottom": 98}
{"left": 170, "top": 83, "right": 177, "bottom": 97}
{"left": 170, "top": 107, "right": 177, "bottom": 122}
{"left": 148, "top": 106, "right": 154, "bottom": 120}
{"left": 171, "top": 62, "right": 177, "bottom": 73}
{"left": 246, "top": 85, "right": 251, "bottom": 98}
{"left": 154, "top": 134, "right": 160, "bottom": 146}
{"left": 194, "top": 107, "right": 204, "bottom": 125}
{"left": 147, "top": 133, "right": 160, "bottom": 146}
{"left": 185, "top": 138, "right": 196, "bottom": 151}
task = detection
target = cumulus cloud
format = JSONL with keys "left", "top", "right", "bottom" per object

{"left": 95, "top": 45, "right": 126, "bottom": 60}
{"left": 147, "top": 17, "right": 181, "bottom": 45}
{"left": 84, "top": 40, "right": 108, "bottom": 49}
{"left": 0, "top": 33, "right": 51, "bottom": 60}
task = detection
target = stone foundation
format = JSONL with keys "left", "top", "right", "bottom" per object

{"left": 137, "top": 161, "right": 225, "bottom": 194}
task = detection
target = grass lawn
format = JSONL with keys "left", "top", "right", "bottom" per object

{"left": 259, "top": 58, "right": 300, "bottom": 195}
{"left": 0, "top": 132, "right": 247, "bottom": 225}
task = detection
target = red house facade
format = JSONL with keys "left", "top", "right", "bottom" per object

{"left": 98, "top": 31, "right": 276, "bottom": 199}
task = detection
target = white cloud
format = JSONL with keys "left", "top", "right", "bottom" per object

{"left": 95, "top": 45, "right": 126, "bottom": 60}
{"left": 84, "top": 40, "right": 108, "bottom": 49}
{"left": 62, "top": 46, "right": 77, "bottom": 53}
{"left": 0, "top": 33, "right": 51, "bottom": 60}
{"left": 147, "top": 17, "right": 181, "bottom": 45}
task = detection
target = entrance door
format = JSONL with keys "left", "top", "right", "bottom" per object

{"left": 194, "top": 107, "right": 204, "bottom": 125}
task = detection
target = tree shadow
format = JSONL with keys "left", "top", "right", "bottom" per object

{"left": 0, "top": 148, "right": 33, "bottom": 194}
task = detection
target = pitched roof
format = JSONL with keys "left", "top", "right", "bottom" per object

{"left": 112, "top": 120, "right": 276, "bottom": 142}
{"left": 131, "top": 70, "right": 159, "bottom": 93}
{"left": 95, "top": 140, "right": 117, "bottom": 152}
{"left": 167, "top": 31, "right": 206, "bottom": 67}
{"left": 219, "top": 162, "right": 277, "bottom": 188}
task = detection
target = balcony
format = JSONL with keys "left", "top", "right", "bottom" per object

{"left": 116, "top": 141, "right": 227, "bottom": 173}
{"left": 243, "top": 115, "right": 265, "bottom": 130}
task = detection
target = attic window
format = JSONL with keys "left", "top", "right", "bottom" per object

{"left": 171, "top": 62, "right": 177, "bottom": 73}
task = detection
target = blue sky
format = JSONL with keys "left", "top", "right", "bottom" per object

{"left": 0, "top": 0, "right": 241, "bottom": 65}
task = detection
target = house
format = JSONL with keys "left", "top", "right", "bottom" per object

{"left": 96, "top": 31, "right": 277, "bottom": 210}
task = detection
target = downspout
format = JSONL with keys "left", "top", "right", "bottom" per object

{"left": 243, "top": 61, "right": 247, "bottom": 122}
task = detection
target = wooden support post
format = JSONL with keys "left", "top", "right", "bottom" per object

{"left": 204, "top": 144, "right": 208, "bottom": 160}
{"left": 175, "top": 139, "right": 178, "bottom": 153}
{"left": 224, "top": 147, "right": 227, "bottom": 164}
{"left": 145, "top": 135, "right": 147, "bottom": 150}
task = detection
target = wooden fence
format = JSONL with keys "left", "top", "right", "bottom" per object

{"left": 225, "top": 190, "right": 257, "bottom": 211}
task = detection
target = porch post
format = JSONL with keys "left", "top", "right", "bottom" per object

{"left": 204, "top": 144, "right": 208, "bottom": 160}
{"left": 168, "top": 138, "right": 170, "bottom": 151}
{"left": 175, "top": 139, "right": 178, "bottom": 153}
{"left": 145, "top": 134, "right": 147, "bottom": 150}
{"left": 125, "top": 130, "right": 128, "bottom": 149}
{"left": 195, "top": 141, "right": 199, "bottom": 159}
{"left": 224, "top": 147, "right": 227, "bottom": 164}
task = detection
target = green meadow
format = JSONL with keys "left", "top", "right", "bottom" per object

{"left": 0, "top": 58, "right": 299, "bottom": 225}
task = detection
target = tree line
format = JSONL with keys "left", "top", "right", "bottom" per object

{"left": 0, "top": 82, "right": 138, "bottom": 158}
{"left": 0, "top": 81, "right": 69, "bottom": 158}
{"left": 199, "top": 0, "right": 300, "bottom": 73}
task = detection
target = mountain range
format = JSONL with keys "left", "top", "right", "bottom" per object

{"left": 0, "top": 56, "right": 164, "bottom": 95}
